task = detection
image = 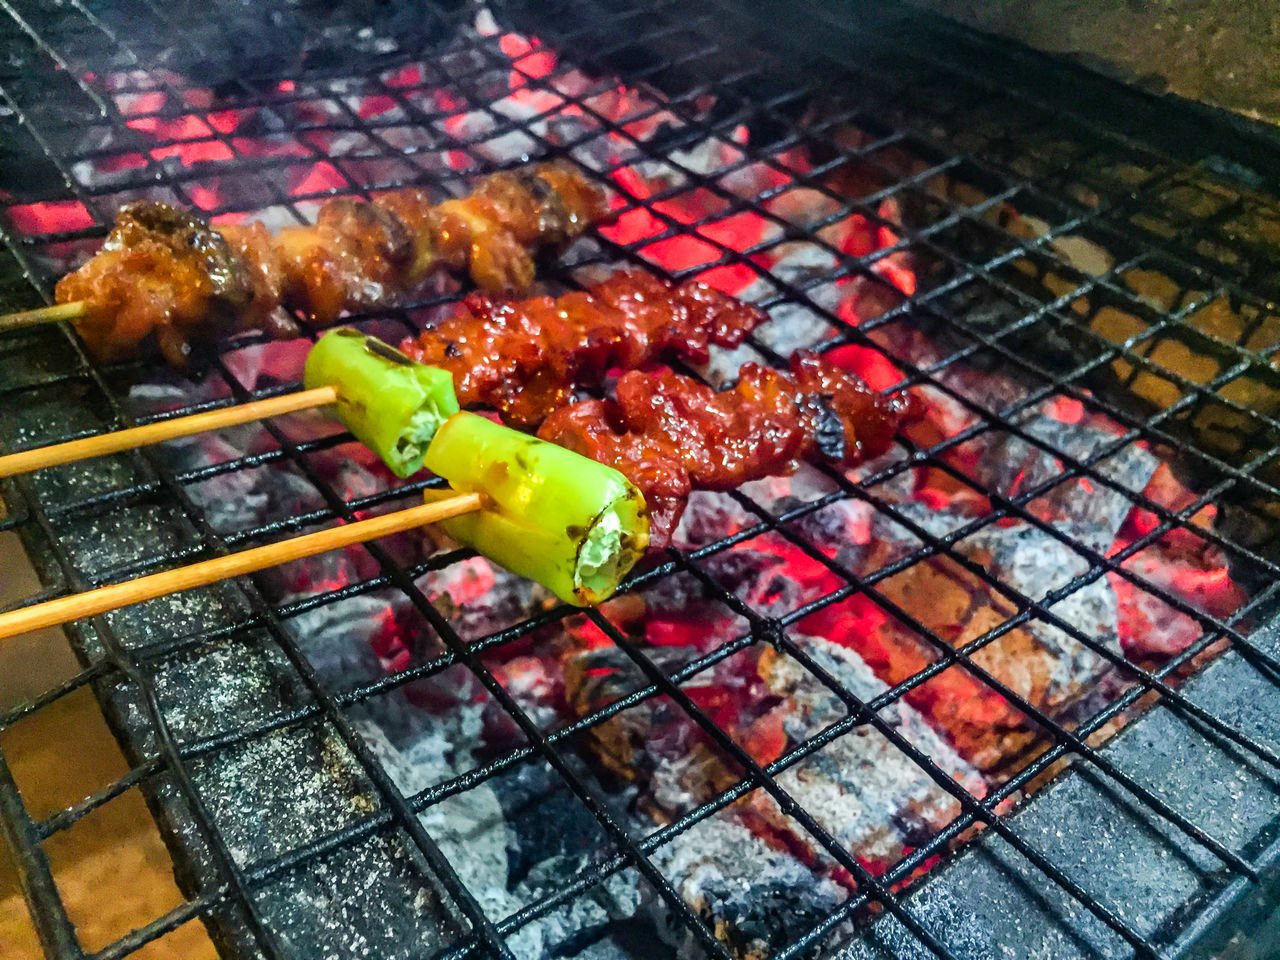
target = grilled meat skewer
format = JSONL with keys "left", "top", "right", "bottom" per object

{"left": 403, "top": 274, "right": 908, "bottom": 544}
{"left": 52, "top": 162, "right": 607, "bottom": 367}
{"left": 401, "top": 271, "right": 769, "bottom": 428}
{"left": 541, "top": 351, "right": 914, "bottom": 547}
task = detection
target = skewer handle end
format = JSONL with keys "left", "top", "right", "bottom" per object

{"left": 0, "top": 301, "right": 87, "bottom": 335}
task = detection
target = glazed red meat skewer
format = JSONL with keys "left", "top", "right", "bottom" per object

{"left": 401, "top": 270, "right": 769, "bottom": 428}
{"left": 540, "top": 351, "right": 914, "bottom": 547}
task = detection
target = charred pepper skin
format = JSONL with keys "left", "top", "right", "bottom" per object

{"left": 304, "top": 329, "right": 460, "bottom": 478}
{"left": 423, "top": 411, "right": 649, "bottom": 606}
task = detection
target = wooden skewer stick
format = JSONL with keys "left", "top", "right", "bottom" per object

{"left": 0, "top": 491, "right": 485, "bottom": 641}
{"left": 0, "top": 300, "right": 87, "bottom": 334}
{"left": 0, "top": 385, "right": 338, "bottom": 478}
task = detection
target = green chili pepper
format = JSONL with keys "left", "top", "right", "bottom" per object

{"left": 304, "top": 329, "right": 459, "bottom": 478}
{"left": 422, "top": 411, "right": 649, "bottom": 605}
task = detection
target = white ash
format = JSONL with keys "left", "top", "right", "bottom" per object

{"left": 670, "top": 470, "right": 839, "bottom": 549}
{"left": 671, "top": 489, "right": 757, "bottom": 549}
{"left": 867, "top": 499, "right": 967, "bottom": 557}
{"left": 416, "top": 559, "right": 544, "bottom": 645}
{"left": 742, "top": 464, "right": 838, "bottom": 512}
{"left": 964, "top": 521, "right": 1121, "bottom": 699}
{"left": 376, "top": 121, "right": 453, "bottom": 155}
{"left": 762, "top": 636, "right": 985, "bottom": 856}
{"left": 474, "top": 7, "right": 502, "bottom": 35}
{"left": 641, "top": 135, "right": 747, "bottom": 186}
{"left": 368, "top": 723, "right": 529, "bottom": 939}
{"left": 284, "top": 592, "right": 407, "bottom": 687}
{"left": 506, "top": 862, "right": 645, "bottom": 960}
{"left": 127, "top": 375, "right": 231, "bottom": 416}
{"left": 553, "top": 936, "right": 638, "bottom": 960}
{"left": 186, "top": 437, "right": 324, "bottom": 535}
{"left": 784, "top": 496, "right": 879, "bottom": 561}
{"left": 1016, "top": 407, "right": 1159, "bottom": 550}
{"left": 445, "top": 107, "right": 541, "bottom": 166}
{"left": 360, "top": 720, "right": 612, "bottom": 960}
{"left": 932, "top": 357, "right": 1032, "bottom": 414}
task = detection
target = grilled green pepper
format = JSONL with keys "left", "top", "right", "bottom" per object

{"left": 422, "top": 411, "right": 649, "bottom": 605}
{"left": 304, "top": 329, "right": 459, "bottom": 477}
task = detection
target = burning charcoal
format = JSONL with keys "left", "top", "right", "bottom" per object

{"left": 495, "top": 762, "right": 648, "bottom": 951}
{"left": 866, "top": 501, "right": 969, "bottom": 564}
{"left": 484, "top": 652, "right": 565, "bottom": 738}
{"left": 841, "top": 502, "right": 1118, "bottom": 773}
{"left": 369, "top": 720, "right": 645, "bottom": 960}
{"left": 701, "top": 549, "right": 789, "bottom": 601}
{"left": 933, "top": 357, "right": 1032, "bottom": 413}
{"left": 562, "top": 621, "right": 984, "bottom": 956}
{"left": 672, "top": 490, "right": 757, "bottom": 548}
{"left": 563, "top": 638, "right": 753, "bottom": 802}
{"left": 964, "top": 523, "right": 1119, "bottom": 705}
{"left": 698, "top": 256, "right": 842, "bottom": 385}
{"left": 728, "top": 545, "right": 835, "bottom": 617}
{"left": 186, "top": 438, "right": 324, "bottom": 535}
{"left": 1019, "top": 417, "right": 1158, "bottom": 550}
{"left": 758, "top": 636, "right": 985, "bottom": 854}
{"left": 782, "top": 497, "right": 876, "bottom": 558}
{"left": 624, "top": 569, "right": 720, "bottom": 618}
{"left": 285, "top": 593, "right": 408, "bottom": 689}
{"left": 968, "top": 401, "right": 1159, "bottom": 550}
{"left": 650, "top": 814, "right": 850, "bottom": 959}
{"left": 419, "top": 560, "right": 541, "bottom": 643}
{"left": 729, "top": 637, "right": 984, "bottom": 876}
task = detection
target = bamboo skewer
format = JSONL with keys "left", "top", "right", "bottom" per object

{"left": 0, "top": 492, "right": 485, "bottom": 641}
{"left": 0, "top": 385, "right": 339, "bottom": 478}
{"left": 0, "top": 300, "right": 87, "bottom": 334}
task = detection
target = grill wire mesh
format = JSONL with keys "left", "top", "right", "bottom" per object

{"left": 0, "top": 1, "right": 1279, "bottom": 959}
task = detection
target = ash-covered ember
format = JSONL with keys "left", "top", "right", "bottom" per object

{"left": 653, "top": 815, "right": 851, "bottom": 960}
{"left": 559, "top": 607, "right": 983, "bottom": 886}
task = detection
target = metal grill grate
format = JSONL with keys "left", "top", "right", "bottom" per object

{"left": 0, "top": 1, "right": 1279, "bottom": 959}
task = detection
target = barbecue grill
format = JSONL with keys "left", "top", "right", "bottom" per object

{"left": 1, "top": 1, "right": 1279, "bottom": 958}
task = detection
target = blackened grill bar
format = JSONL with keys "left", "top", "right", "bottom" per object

{"left": 1, "top": 1, "right": 1279, "bottom": 960}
